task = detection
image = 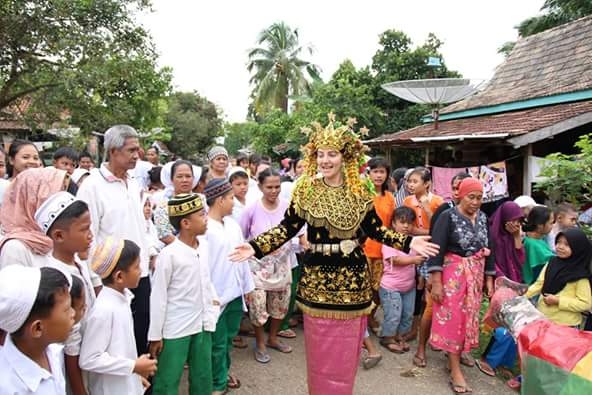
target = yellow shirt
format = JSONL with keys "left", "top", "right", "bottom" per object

{"left": 526, "top": 265, "right": 592, "bottom": 327}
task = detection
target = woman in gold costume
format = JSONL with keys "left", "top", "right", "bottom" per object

{"left": 230, "top": 114, "right": 439, "bottom": 395}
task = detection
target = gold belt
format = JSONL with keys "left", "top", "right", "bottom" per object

{"left": 309, "top": 239, "right": 359, "bottom": 256}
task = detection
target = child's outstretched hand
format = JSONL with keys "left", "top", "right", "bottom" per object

{"left": 134, "top": 354, "right": 157, "bottom": 378}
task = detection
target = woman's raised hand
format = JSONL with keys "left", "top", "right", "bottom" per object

{"left": 229, "top": 243, "right": 256, "bottom": 262}
{"left": 409, "top": 236, "right": 440, "bottom": 258}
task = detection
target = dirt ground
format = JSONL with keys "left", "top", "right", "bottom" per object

{"left": 179, "top": 326, "right": 515, "bottom": 395}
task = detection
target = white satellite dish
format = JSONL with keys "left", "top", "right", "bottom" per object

{"left": 382, "top": 78, "right": 486, "bottom": 128}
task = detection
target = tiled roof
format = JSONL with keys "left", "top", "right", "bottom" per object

{"left": 367, "top": 100, "right": 592, "bottom": 146}
{"left": 0, "top": 119, "right": 29, "bottom": 132}
{"left": 441, "top": 15, "right": 592, "bottom": 114}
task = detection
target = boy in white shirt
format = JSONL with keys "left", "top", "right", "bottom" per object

{"left": 203, "top": 179, "right": 255, "bottom": 394}
{"left": 0, "top": 265, "right": 74, "bottom": 395}
{"left": 79, "top": 237, "right": 157, "bottom": 395}
{"left": 148, "top": 193, "right": 220, "bottom": 395}
{"left": 34, "top": 191, "right": 95, "bottom": 395}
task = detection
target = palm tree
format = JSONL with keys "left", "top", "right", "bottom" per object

{"left": 247, "top": 22, "right": 321, "bottom": 114}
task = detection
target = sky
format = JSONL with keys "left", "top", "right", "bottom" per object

{"left": 140, "top": 0, "right": 545, "bottom": 123}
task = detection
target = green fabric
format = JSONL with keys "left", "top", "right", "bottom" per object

{"left": 152, "top": 332, "right": 213, "bottom": 395}
{"left": 523, "top": 237, "right": 554, "bottom": 285}
{"left": 211, "top": 297, "right": 243, "bottom": 391}
{"left": 521, "top": 354, "right": 592, "bottom": 395}
{"left": 281, "top": 265, "right": 301, "bottom": 331}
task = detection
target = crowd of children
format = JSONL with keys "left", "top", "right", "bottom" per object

{"left": 0, "top": 131, "right": 591, "bottom": 395}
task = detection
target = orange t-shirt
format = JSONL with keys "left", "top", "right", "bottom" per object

{"left": 403, "top": 194, "right": 444, "bottom": 231}
{"left": 363, "top": 192, "right": 396, "bottom": 259}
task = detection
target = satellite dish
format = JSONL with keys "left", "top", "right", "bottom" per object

{"left": 382, "top": 78, "right": 486, "bottom": 128}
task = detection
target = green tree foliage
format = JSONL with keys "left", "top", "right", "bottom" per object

{"left": 535, "top": 133, "right": 592, "bottom": 206}
{"left": 499, "top": 0, "right": 592, "bottom": 55}
{"left": 0, "top": 0, "right": 172, "bottom": 133}
{"left": 225, "top": 109, "right": 307, "bottom": 160}
{"left": 233, "top": 30, "right": 458, "bottom": 161}
{"left": 165, "top": 92, "right": 223, "bottom": 160}
{"left": 518, "top": 0, "right": 592, "bottom": 37}
{"left": 371, "top": 31, "right": 460, "bottom": 135}
{"left": 247, "top": 22, "right": 321, "bottom": 115}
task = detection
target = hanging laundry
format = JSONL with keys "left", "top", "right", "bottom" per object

{"left": 479, "top": 161, "right": 509, "bottom": 203}
{"left": 431, "top": 166, "right": 466, "bottom": 200}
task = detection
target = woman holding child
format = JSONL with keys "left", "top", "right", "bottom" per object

{"left": 231, "top": 114, "right": 438, "bottom": 395}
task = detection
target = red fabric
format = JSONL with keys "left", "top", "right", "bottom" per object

{"left": 518, "top": 320, "right": 592, "bottom": 371}
{"left": 457, "top": 178, "right": 483, "bottom": 199}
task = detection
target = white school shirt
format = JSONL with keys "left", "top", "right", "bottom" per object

{"left": 0, "top": 335, "right": 66, "bottom": 395}
{"left": 203, "top": 217, "right": 255, "bottom": 311}
{"left": 231, "top": 197, "right": 246, "bottom": 223}
{"left": 79, "top": 287, "right": 143, "bottom": 395}
{"left": 148, "top": 238, "right": 220, "bottom": 341}
{"left": 44, "top": 256, "right": 96, "bottom": 356}
{"left": 0, "top": 239, "right": 52, "bottom": 269}
{"left": 77, "top": 163, "right": 150, "bottom": 277}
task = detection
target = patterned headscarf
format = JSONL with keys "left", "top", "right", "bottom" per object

{"left": 0, "top": 168, "right": 69, "bottom": 255}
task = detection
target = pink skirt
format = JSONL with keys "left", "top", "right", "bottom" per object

{"left": 303, "top": 314, "right": 367, "bottom": 395}
{"left": 430, "top": 251, "right": 485, "bottom": 353}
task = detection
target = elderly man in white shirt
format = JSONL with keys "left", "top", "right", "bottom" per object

{"left": 77, "top": 125, "right": 151, "bottom": 357}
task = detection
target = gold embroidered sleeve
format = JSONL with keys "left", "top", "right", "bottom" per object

{"left": 361, "top": 208, "right": 411, "bottom": 252}
{"left": 249, "top": 203, "right": 306, "bottom": 258}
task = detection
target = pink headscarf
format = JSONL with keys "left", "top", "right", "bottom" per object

{"left": 0, "top": 168, "right": 68, "bottom": 255}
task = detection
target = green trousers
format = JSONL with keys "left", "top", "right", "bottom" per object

{"left": 152, "top": 331, "right": 212, "bottom": 395}
{"left": 211, "top": 297, "right": 243, "bottom": 391}
{"left": 280, "top": 265, "right": 301, "bottom": 331}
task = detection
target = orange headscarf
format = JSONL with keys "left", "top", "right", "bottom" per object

{"left": 0, "top": 168, "right": 68, "bottom": 255}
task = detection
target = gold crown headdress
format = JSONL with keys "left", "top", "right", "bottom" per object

{"left": 298, "top": 113, "right": 372, "bottom": 198}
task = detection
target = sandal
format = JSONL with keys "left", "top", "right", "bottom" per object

{"left": 362, "top": 354, "right": 382, "bottom": 370}
{"left": 277, "top": 329, "right": 297, "bottom": 339}
{"left": 507, "top": 376, "right": 521, "bottom": 391}
{"left": 227, "top": 374, "right": 241, "bottom": 389}
{"left": 254, "top": 348, "right": 271, "bottom": 363}
{"left": 413, "top": 354, "right": 427, "bottom": 368}
{"left": 475, "top": 359, "right": 496, "bottom": 377}
{"left": 266, "top": 341, "right": 293, "bottom": 353}
{"left": 379, "top": 338, "right": 405, "bottom": 354}
{"left": 449, "top": 378, "right": 472, "bottom": 394}
{"left": 460, "top": 352, "right": 475, "bottom": 367}
{"left": 232, "top": 336, "right": 248, "bottom": 349}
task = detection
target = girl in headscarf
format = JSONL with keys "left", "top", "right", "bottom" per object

{"left": 477, "top": 201, "right": 526, "bottom": 378}
{"left": 490, "top": 201, "right": 526, "bottom": 282}
{"left": 0, "top": 167, "right": 70, "bottom": 268}
{"left": 526, "top": 228, "right": 592, "bottom": 327}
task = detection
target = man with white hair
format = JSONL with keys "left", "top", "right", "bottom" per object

{"left": 77, "top": 125, "right": 151, "bottom": 356}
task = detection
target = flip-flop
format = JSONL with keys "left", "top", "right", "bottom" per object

{"left": 266, "top": 341, "right": 293, "bottom": 353}
{"left": 254, "top": 349, "right": 271, "bottom": 363}
{"left": 232, "top": 336, "right": 248, "bottom": 349}
{"left": 277, "top": 329, "right": 297, "bottom": 339}
{"left": 449, "top": 379, "right": 472, "bottom": 394}
{"left": 475, "top": 360, "right": 496, "bottom": 377}
{"left": 413, "top": 354, "right": 427, "bottom": 368}
{"left": 460, "top": 353, "right": 475, "bottom": 367}
{"left": 379, "top": 338, "right": 405, "bottom": 354}
{"left": 362, "top": 354, "right": 382, "bottom": 370}
{"left": 227, "top": 374, "right": 241, "bottom": 389}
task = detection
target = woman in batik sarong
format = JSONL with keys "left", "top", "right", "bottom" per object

{"left": 429, "top": 177, "right": 495, "bottom": 394}
{"left": 230, "top": 114, "right": 438, "bottom": 395}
